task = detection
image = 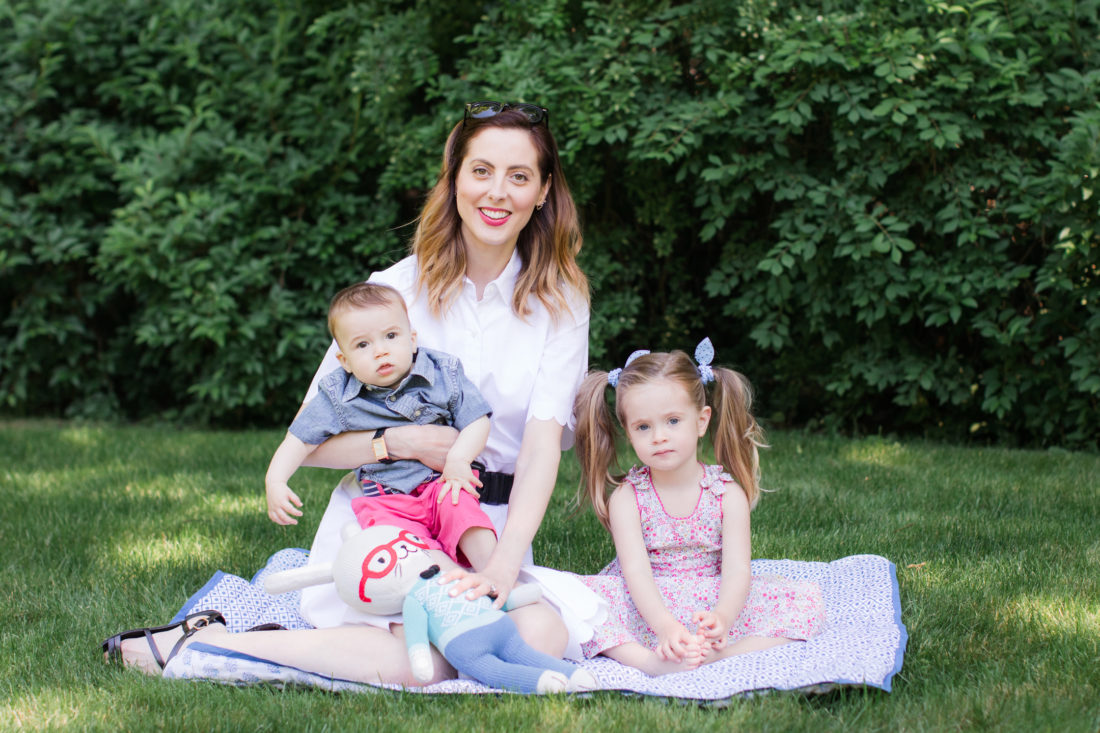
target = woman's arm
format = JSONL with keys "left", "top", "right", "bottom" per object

{"left": 447, "top": 292, "right": 591, "bottom": 600}
{"left": 300, "top": 424, "right": 459, "bottom": 471}
{"left": 696, "top": 485, "right": 753, "bottom": 648}
{"left": 486, "top": 418, "right": 561, "bottom": 591}
{"left": 447, "top": 418, "right": 562, "bottom": 605}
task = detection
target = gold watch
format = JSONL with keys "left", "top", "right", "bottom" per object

{"left": 372, "top": 428, "right": 395, "bottom": 464}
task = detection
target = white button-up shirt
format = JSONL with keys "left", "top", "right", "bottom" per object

{"left": 305, "top": 251, "right": 590, "bottom": 473}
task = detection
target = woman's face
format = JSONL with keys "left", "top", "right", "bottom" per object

{"left": 454, "top": 127, "right": 550, "bottom": 257}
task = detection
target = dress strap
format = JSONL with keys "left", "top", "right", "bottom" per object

{"left": 624, "top": 465, "right": 654, "bottom": 491}
{"left": 700, "top": 464, "right": 733, "bottom": 497}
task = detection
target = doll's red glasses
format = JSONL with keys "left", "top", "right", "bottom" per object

{"left": 359, "top": 529, "right": 432, "bottom": 581}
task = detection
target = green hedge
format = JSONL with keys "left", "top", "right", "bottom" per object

{"left": 2, "top": 0, "right": 1098, "bottom": 448}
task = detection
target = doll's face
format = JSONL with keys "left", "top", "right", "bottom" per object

{"left": 332, "top": 526, "right": 437, "bottom": 615}
{"left": 359, "top": 529, "right": 432, "bottom": 589}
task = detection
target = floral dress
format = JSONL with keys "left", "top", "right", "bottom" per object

{"left": 580, "top": 464, "right": 825, "bottom": 658}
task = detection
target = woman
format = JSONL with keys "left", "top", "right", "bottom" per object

{"left": 105, "top": 101, "right": 592, "bottom": 686}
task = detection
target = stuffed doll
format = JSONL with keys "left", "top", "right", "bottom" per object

{"left": 264, "top": 523, "right": 598, "bottom": 694}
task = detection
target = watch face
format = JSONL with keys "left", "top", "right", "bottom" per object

{"left": 372, "top": 436, "right": 388, "bottom": 462}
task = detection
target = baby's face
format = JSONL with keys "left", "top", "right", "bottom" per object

{"left": 334, "top": 300, "right": 417, "bottom": 389}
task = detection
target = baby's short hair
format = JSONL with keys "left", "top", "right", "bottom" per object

{"left": 327, "top": 282, "right": 408, "bottom": 338}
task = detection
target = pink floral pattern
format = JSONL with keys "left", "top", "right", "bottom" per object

{"left": 581, "top": 465, "right": 825, "bottom": 658}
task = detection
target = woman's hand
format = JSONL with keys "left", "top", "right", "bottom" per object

{"left": 384, "top": 424, "right": 459, "bottom": 471}
{"left": 692, "top": 609, "right": 731, "bottom": 651}
{"left": 441, "top": 556, "right": 521, "bottom": 609}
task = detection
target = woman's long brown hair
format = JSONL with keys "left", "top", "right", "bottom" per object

{"left": 410, "top": 108, "right": 588, "bottom": 321}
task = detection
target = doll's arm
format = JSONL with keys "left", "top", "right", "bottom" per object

{"left": 607, "top": 486, "right": 702, "bottom": 662}
{"left": 402, "top": 593, "right": 434, "bottom": 683}
{"left": 438, "top": 415, "right": 491, "bottom": 505}
{"left": 696, "top": 484, "right": 753, "bottom": 650}
{"left": 265, "top": 433, "right": 318, "bottom": 525}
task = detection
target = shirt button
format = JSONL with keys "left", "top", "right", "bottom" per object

{"left": 414, "top": 409, "right": 422, "bottom": 417}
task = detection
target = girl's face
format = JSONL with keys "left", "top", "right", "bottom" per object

{"left": 454, "top": 127, "right": 550, "bottom": 257}
{"left": 620, "top": 379, "right": 711, "bottom": 475}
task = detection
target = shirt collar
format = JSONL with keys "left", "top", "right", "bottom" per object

{"left": 344, "top": 349, "right": 435, "bottom": 402}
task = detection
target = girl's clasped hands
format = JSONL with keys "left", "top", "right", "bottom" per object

{"left": 654, "top": 610, "right": 729, "bottom": 669}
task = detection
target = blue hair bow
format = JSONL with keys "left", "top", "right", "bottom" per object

{"left": 695, "top": 337, "right": 715, "bottom": 384}
{"left": 607, "top": 349, "right": 650, "bottom": 387}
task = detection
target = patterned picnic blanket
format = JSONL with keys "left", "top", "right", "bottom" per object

{"left": 166, "top": 551, "right": 906, "bottom": 701}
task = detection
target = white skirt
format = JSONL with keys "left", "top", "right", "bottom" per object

{"left": 299, "top": 473, "right": 606, "bottom": 661}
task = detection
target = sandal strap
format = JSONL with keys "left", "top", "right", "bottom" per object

{"left": 164, "top": 611, "right": 225, "bottom": 667}
{"left": 101, "top": 609, "right": 225, "bottom": 672}
{"left": 102, "top": 634, "right": 123, "bottom": 665}
{"left": 146, "top": 628, "right": 167, "bottom": 669}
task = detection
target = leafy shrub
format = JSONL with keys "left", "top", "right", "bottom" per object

{"left": 1, "top": 0, "right": 1097, "bottom": 448}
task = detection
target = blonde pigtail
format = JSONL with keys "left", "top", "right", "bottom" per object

{"left": 571, "top": 371, "right": 622, "bottom": 529}
{"left": 708, "top": 367, "right": 767, "bottom": 508}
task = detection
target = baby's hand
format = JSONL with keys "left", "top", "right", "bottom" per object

{"left": 437, "top": 460, "right": 483, "bottom": 506}
{"left": 265, "top": 482, "right": 303, "bottom": 525}
{"left": 692, "top": 609, "right": 730, "bottom": 651}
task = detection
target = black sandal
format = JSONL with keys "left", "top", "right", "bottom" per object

{"left": 101, "top": 610, "right": 226, "bottom": 671}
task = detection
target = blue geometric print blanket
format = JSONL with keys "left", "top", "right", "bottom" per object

{"left": 167, "top": 552, "right": 906, "bottom": 701}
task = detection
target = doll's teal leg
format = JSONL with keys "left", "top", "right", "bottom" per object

{"left": 446, "top": 618, "right": 576, "bottom": 693}
{"left": 445, "top": 638, "right": 545, "bottom": 692}
{"left": 497, "top": 627, "right": 579, "bottom": 678}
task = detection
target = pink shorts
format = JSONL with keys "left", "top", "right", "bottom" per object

{"left": 350, "top": 478, "right": 495, "bottom": 566}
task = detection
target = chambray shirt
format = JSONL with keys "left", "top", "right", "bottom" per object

{"left": 305, "top": 252, "right": 589, "bottom": 475}
{"left": 290, "top": 347, "right": 491, "bottom": 492}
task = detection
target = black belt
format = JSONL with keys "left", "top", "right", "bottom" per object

{"left": 473, "top": 462, "right": 513, "bottom": 505}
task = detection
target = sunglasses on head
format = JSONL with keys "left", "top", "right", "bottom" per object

{"left": 464, "top": 100, "right": 549, "bottom": 126}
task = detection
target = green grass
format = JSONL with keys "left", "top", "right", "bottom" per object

{"left": 1, "top": 420, "right": 1098, "bottom": 731}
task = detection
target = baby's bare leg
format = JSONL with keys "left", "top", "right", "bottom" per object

{"left": 456, "top": 526, "right": 497, "bottom": 570}
{"left": 509, "top": 601, "right": 567, "bottom": 657}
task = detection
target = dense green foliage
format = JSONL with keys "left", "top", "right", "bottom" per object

{"left": 2, "top": 0, "right": 1097, "bottom": 447}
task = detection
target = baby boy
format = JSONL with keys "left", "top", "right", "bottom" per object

{"left": 264, "top": 282, "right": 496, "bottom": 569}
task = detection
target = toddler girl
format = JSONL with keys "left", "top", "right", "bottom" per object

{"left": 573, "top": 339, "right": 824, "bottom": 676}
